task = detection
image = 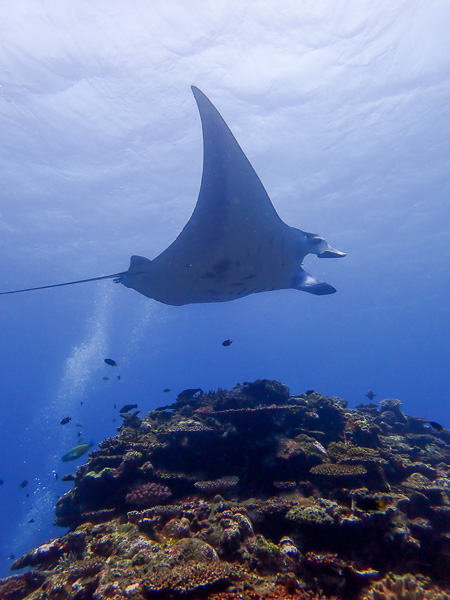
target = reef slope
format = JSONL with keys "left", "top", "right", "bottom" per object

{"left": 2, "top": 380, "right": 449, "bottom": 599}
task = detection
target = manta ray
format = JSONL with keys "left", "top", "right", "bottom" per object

{"left": 1, "top": 87, "right": 345, "bottom": 305}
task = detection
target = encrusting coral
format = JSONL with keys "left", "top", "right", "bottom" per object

{"left": 1, "top": 379, "right": 449, "bottom": 600}
{"left": 362, "top": 573, "right": 450, "bottom": 600}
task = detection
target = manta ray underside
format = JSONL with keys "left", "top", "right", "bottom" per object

{"left": 1, "top": 87, "right": 345, "bottom": 305}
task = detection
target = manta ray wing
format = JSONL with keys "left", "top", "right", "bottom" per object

{"left": 119, "top": 87, "right": 345, "bottom": 305}
{"left": 1, "top": 87, "right": 344, "bottom": 302}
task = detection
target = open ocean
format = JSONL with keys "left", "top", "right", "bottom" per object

{"left": 0, "top": 0, "right": 449, "bottom": 580}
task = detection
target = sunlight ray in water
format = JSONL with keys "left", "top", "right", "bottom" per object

{"left": 11, "top": 289, "right": 167, "bottom": 561}
{"left": 121, "top": 298, "right": 167, "bottom": 360}
{"left": 12, "top": 284, "right": 114, "bottom": 559}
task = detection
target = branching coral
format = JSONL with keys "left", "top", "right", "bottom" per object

{"left": 194, "top": 476, "right": 239, "bottom": 495}
{"left": 125, "top": 482, "right": 172, "bottom": 507}
{"left": 310, "top": 463, "right": 368, "bottom": 477}
{"left": 142, "top": 561, "right": 237, "bottom": 596}
{"left": 160, "top": 419, "right": 216, "bottom": 440}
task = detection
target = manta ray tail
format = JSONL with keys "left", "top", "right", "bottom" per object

{"left": 0, "top": 272, "right": 127, "bottom": 295}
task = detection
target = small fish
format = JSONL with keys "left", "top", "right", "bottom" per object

{"left": 222, "top": 339, "right": 232, "bottom": 346}
{"left": 76, "top": 422, "right": 83, "bottom": 427}
{"left": 8, "top": 555, "right": 15, "bottom": 561}
{"left": 103, "top": 376, "right": 111, "bottom": 381}
{"left": 80, "top": 401, "right": 83, "bottom": 405}
{"left": 119, "top": 403, "right": 138, "bottom": 414}
{"left": 114, "top": 403, "right": 116, "bottom": 409}
{"left": 163, "top": 388, "right": 171, "bottom": 393}
{"left": 52, "top": 470, "right": 58, "bottom": 482}
{"left": 365, "top": 390, "right": 376, "bottom": 400}
{"left": 104, "top": 358, "right": 118, "bottom": 367}
{"left": 177, "top": 388, "right": 203, "bottom": 401}
{"left": 0, "top": 479, "right": 4, "bottom": 485}
{"left": 60, "top": 417, "right": 72, "bottom": 425}
{"left": 428, "top": 421, "right": 445, "bottom": 432}
{"left": 61, "top": 441, "right": 94, "bottom": 462}
{"left": 28, "top": 518, "right": 35, "bottom": 524}
{"left": 117, "top": 375, "right": 121, "bottom": 380}
{"left": 312, "top": 440, "right": 327, "bottom": 456}
{"left": 19, "top": 480, "right": 28, "bottom": 489}
{"left": 353, "top": 497, "right": 386, "bottom": 512}
{"left": 112, "top": 418, "right": 117, "bottom": 422}
{"left": 77, "top": 431, "right": 82, "bottom": 438}
{"left": 26, "top": 493, "right": 29, "bottom": 497}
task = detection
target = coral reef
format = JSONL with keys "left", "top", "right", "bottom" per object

{"left": 3, "top": 379, "right": 449, "bottom": 599}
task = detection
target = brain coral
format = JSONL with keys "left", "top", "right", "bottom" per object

{"left": 286, "top": 504, "right": 335, "bottom": 526}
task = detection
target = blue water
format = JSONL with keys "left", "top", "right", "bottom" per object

{"left": 1, "top": 1, "right": 449, "bottom": 579}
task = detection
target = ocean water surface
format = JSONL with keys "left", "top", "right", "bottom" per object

{"left": 0, "top": 0, "right": 449, "bottom": 578}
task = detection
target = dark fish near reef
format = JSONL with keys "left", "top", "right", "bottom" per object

{"left": 119, "top": 404, "right": 138, "bottom": 414}
{"left": 60, "top": 417, "right": 71, "bottom": 425}
{"left": 222, "top": 339, "right": 232, "bottom": 346}
{"left": 8, "top": 555, "right": 15, "bottom": 560}
{"left": 117, "top": 375, "right": 121, "bottom": 380}
{"left": 0, "top": 479, "right": 4, "bottom": 485}
{"left": 103, "top": 376, "right": 111, "bottom": 381}
{"left": 52, "top": 470, "right": 58, "bottom": 482}
{"left": 365, "top": 390, "right": 376, "bottom": 400}
{"left": 177, "top": 388, "right": 203, "bottom": 401}
{"left": 163, "top": 388, "right": 171, "bottom": 393}
{"left": 61, "top": 441, "right": 94, "bottom": 462}
{"left": 104, "top": 358, "right": 118, "bottom": 367}
{"left": 428, "top": 421, "right": 445, "bottom": 432}
{"left": 19, "top": 480, "right": 28, "bottom": 488}
{"left": 28, "top": 518, "right": 35, "bottom": 524}
{"left": 305, "top": 389, "right": 315, "bottom": 395}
